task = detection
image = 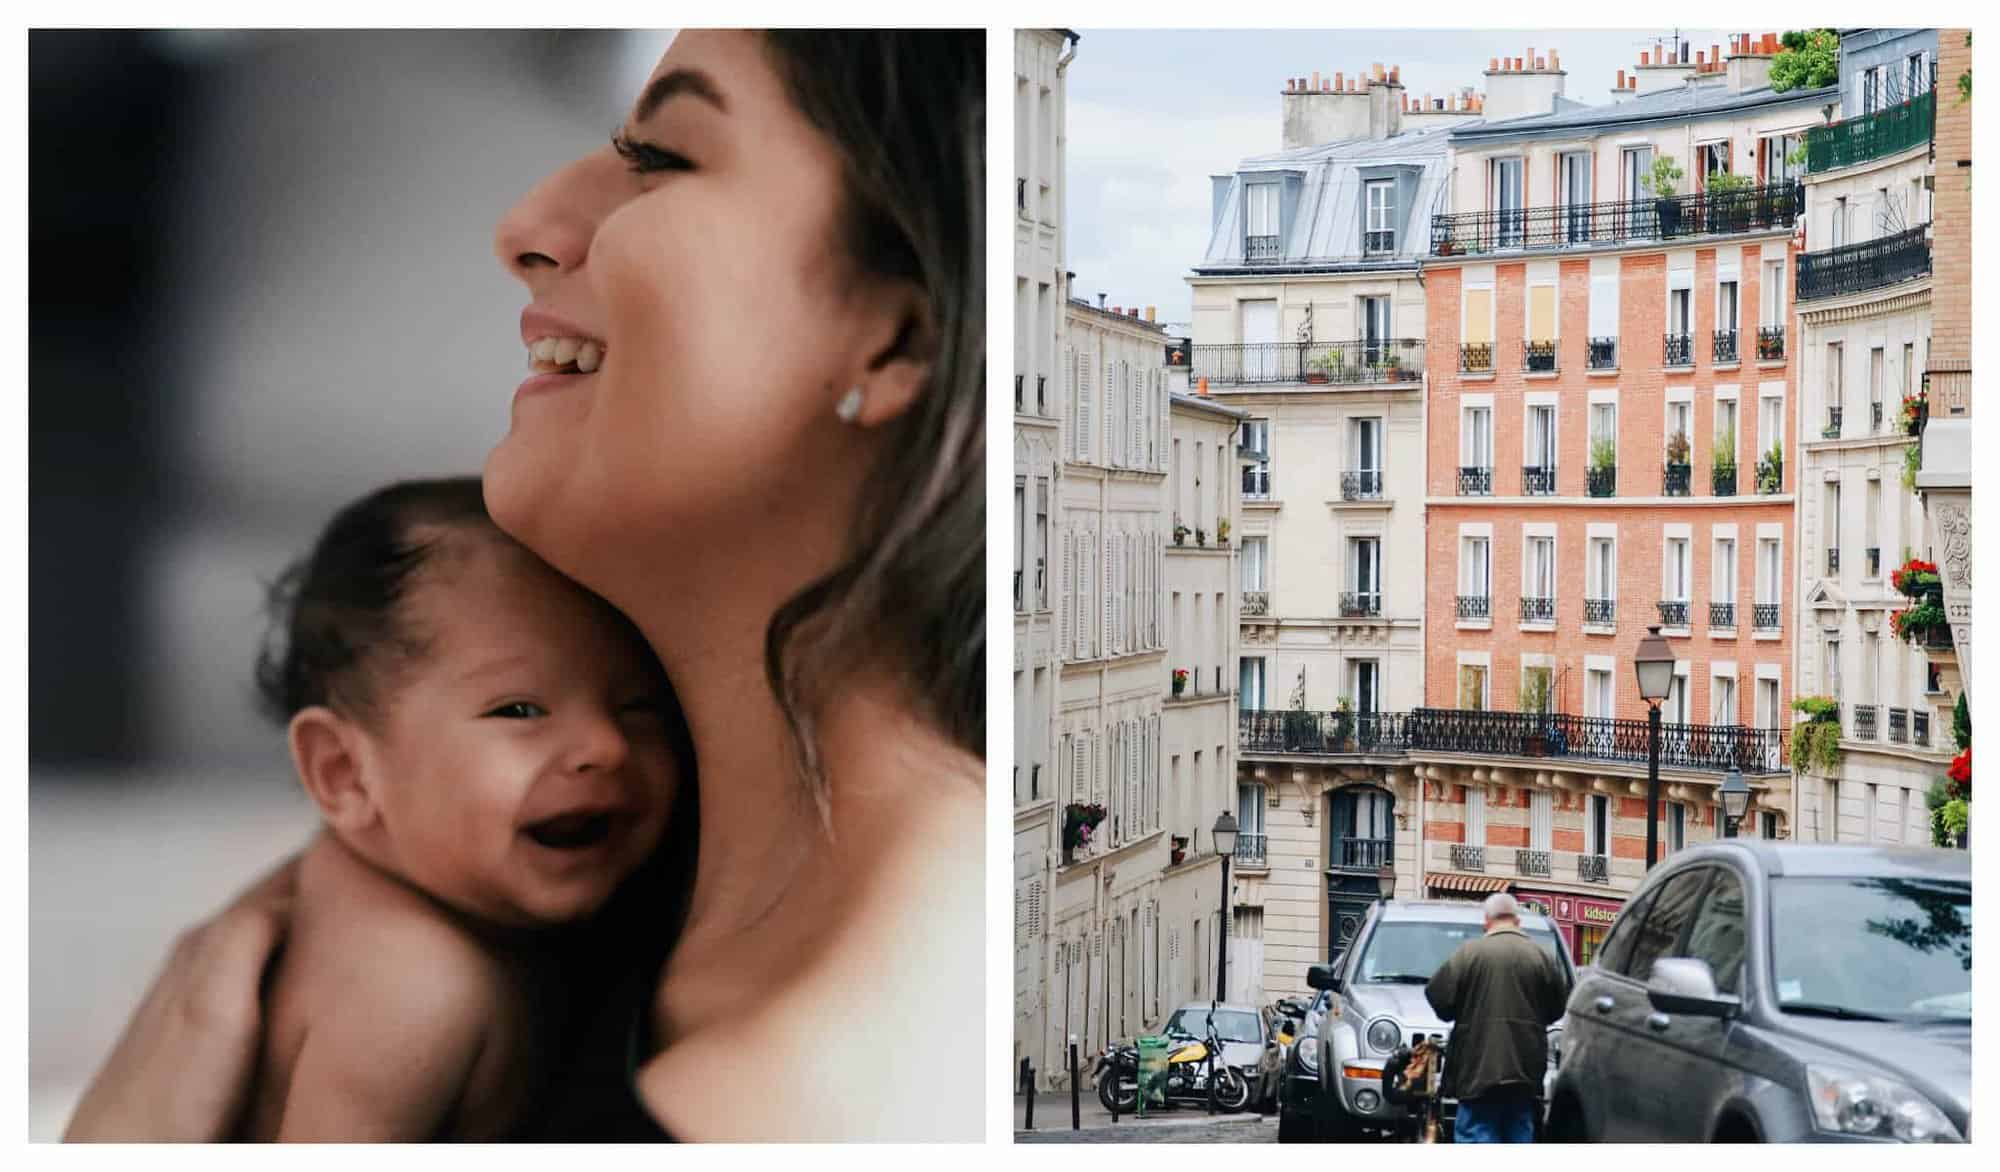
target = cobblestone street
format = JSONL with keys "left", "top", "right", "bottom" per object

{"left": 1016, "top": 1115, "right": 1276, "bottom": 1144}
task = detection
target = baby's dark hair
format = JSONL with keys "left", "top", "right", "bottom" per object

{"left": 255, "top": 477, "right": 500, "bottom": 724}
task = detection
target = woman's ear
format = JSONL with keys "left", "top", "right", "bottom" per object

{"left": 287, "top": 707, "right": 381, "bottom": 834}
{"left": 847, "top": 286, "right": 936, "bottom": 428}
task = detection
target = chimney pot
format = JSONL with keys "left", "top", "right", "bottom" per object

{"left": 1334, "top": 70, "right": 1343, "bottom": 90}
{"left": 1641, "top": 50, "right": 1650, "bottom": 66}
{"left": 1146, "top": 306, "right": 1156, "bottom": 322}
{"left": 1489, "top": 56, "right": 1498, "bottom": 72}
{"left": 1550, "top": 49, "right": 1559, "bottom": 71}
{"left": 1311, "top": 70, "right": 1320, "bottom": 90}
{"left": 1096, "top": 293, "right": 1105, "bottom": 308}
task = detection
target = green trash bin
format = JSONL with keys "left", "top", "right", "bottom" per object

{"left": 1135, "top": 1035, "right": 1170, "bottom": 1116}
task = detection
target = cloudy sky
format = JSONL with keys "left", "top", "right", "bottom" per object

{"left": 1064, "top": 28, "right": 1744, "bottom": 326}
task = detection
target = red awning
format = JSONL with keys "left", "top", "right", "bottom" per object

{"left": 1427, "top": 872, "right": 1511, "bottom": 894}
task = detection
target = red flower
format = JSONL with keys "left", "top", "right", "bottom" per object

{"left": 1949, "top": 747, "right": 1970, "bottom": 785}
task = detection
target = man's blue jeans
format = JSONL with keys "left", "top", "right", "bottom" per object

{"left": 1453, "top": 1093, "right": 1537, "bottom": 1143}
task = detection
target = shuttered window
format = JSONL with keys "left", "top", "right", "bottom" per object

{"left": 1464, "top": 286, "right": 1494, "bottom": 346}
{"left": 1528, "top": 283, "right": 1556, "bottom": 343}
{"left": 1588, "top": 271, "right": 1619, "bottom": 338}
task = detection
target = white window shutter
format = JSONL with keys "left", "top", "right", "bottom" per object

{"left": 1059, "top": 532, "right": 1072, "bottom": 652}
{"left": 1102, "top": 533, "right": 1114, "bottom": 658}
{"left": 1078, "top": 355, "right": 1091, "bottom": 462}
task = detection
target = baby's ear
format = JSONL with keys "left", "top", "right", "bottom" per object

{"left": 288, "top": 706, "right": 380, "bottom": 833}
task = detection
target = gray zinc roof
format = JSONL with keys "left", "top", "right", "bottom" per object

{"left": 1450, "top": 80, "right": 1839, "bottom": 145}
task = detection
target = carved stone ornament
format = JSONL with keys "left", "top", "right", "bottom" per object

{"left": 1939, "top": 504, "right": 1971, "bottom": 593}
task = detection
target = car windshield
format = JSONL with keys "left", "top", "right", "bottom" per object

{"left": 1769, "top": 877, "right": 1971, "bottom": 1021}
{"left": 1354, "top": 921, "right": 1563, "bottom": 983}
{"left": 1164, "top": 1007, "right": 1261, "bottom": 1043}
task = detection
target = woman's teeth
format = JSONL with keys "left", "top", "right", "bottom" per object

{"left": 527, "top": 336, "right": 604, "bottom": 374}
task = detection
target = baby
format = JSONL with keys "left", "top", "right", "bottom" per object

{"left": 240, "top": 478, "right": 683, "bottom": 1141}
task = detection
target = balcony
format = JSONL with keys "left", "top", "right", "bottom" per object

{"left": 1189, "top": 337, "right": 1424, "bottom": 387}
{"left": 1806, "top": 90, "right": 1935, "bottom": 173}
{"left": 1713, "top": 463, "right": 1738, "bottom": 496}
{"left": 1827, "top": 547, "right": 1840, "bottom": 576}
{"left": 1664, "top": 462, "right": 1692, "bottom": 497}
{"left": 1461, "top": 342, "right": 1494, "bottom": 373}
{"left": 1752, "top": 602, "right": 1781, "bottom": 632}
{"left": 1522, "top": 464, "right": 1557, "bottom": 496}
{"left": 1520, "top": 595, "right": 1555, "bottom": 624}
{"left": 1457, "top": 466, "right": 1493, "bottom": 496}
{"left": 1710, "top": 601, "right": 1736, "bottom": 630}
{"left": 1578, "top": 853, "right": 1611, "bottom": 884}
{"left": 1714, "top": 329, "right": 1739, "bottom": 364}
{"left": 1797, "top": 225, "right": 1932, "bottom": 302}
{"left": 1456, "top": 594, "right": 1490, "bottom": 620}
{"left": 1657, "top": 600, "right": 1690, "bottom": 628}
{"left": 1336, "top": 836, "right": 1394, "bottom": 871}
{"left": 1364, "top": 229, "right": 1396, "bottom": 255}
{"left": 1587, "top": 465, "right": 1616, "bottom": 497}
{"left": 1234, "top": 834, "right": 1268, "bottom": 867}
{"left": 1450, "top": 844, "right": 1486, "bottom": 871}
{"left": 1584, "top": 597, "right": 1616, "bottom": 625}
{"left": 1823, "top": 406, "right": 1844, "bottom": 438}
{"left": 1588, "top": 337, "right": 1618, "bottom": 370}
{"left": 1245, "top": 234, "right": 1280, "bottom": 261}
{"left": 1888, "top": 707, "right": 1909, "bottom": 744}
{"left": 1429, "top": 181, "right": 1802, "bottom": 256}
{"left": 1340, "top": 591, "right": 1382, "bottom": 618}
{"left": 1342, "top": 469, "right": 1384, "bottom": 500}
{"left": 1757, "top": 325, "right": 1787, "bottom": 360}
{"left": 1523, "top": 339, "right": 1558, "bottom": 373}
{"left": 1241, "top": 707, "right": 1788, "bottom": 774}
{"left": 1242, "top": 590, "right": 1269, "bottom": 617}
{"left": 1664, "top": 332, "right": 1694, "bottom": 367}
{"left": 1853, "top": 704, "right": 1879, "bottom": 742}
{"left": 1866, "top": 547, "right": 1881, "bottom": 578}
{"left": 1516, "top": 849, "right": 1553, "bottom": 878}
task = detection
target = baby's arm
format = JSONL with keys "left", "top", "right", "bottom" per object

{"left": 275, "top": 922, "right": 513, "bottom": 1142}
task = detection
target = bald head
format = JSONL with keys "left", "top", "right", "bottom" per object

{"left": 1483, "top": 891, "right": 1521, "bottom": 931}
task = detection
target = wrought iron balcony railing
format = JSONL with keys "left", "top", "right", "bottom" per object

{"left": 1238, "top": 706, "right": 1788, "bottom": 774}
{"left": 1458, "top": 466, "right": 1493, "bottom": 495}
{"left": 1714, "top": 329, "right": 1739, "bottom": 364}
{"left": 1752, "top": 602, "right": 1781, "bottom": 631}
{"left": 1853, "top": 704, "right": 1879, "bottom": 742}
{"left": 1461, "top": 342, "right": 1494, "bottom": 373}
{"left": 1588, "top": 337, "right": 1618, "bottom": 370}
{"left": 1757, "top": 325, "right": 1786, "bottom": 360}
{"left": 1578, "top": 853, "right": 1610, "bottom": 884}
{"left": 1520, "top": 595, "right": 1555, "bottom": 624}
{"left": 1824, "top": 406, "right": 1844, "bottom": 438}
{"left": 1234, "top": 834, "right": 1268, "bottom": 866}
{"left": 1245, "top": 234, "right": 1280, "bottom": 261}
{"left": 1888, "top": 707, "right": 1909, "bottom": 744}
{"left": 1658, "top": 599, "right": 1690, "bottom": 627}
{"left": 1584, "top": 597, "right": 1616, "bottom": 625}
{"left": 1524, "top": 339, "right": 1558, "bottom": 373}
{"left": 1188, "top": 337, "right": 1425, "bottom": 387}
{"left": 1342, "top": 469, "right": 1384, "bottom": 500}
{"left": 1710, "top": 601, "right": 1736, "bottom": 629}
{"left": 1522, "top": 464, "right": 1557, "bottom": 495}
{"left": 1340, "top": 591, "right": 1382, "bottom": 618}
{"left": 1429, "top": 181, "right": 1802, "bottom": 255}
{"left": 1713, "top": 463, "right": 1738, "bottom": 496}
{"left": 1517, "top": 848, "right": 1553, "bottom": 878}
{"left": 1664, "top": 462, "right": 1692, "bottom": 496}
{"left": 1456, "top": 594, "right": 1490, "bottom": 620}
{"left": 1450, "top": 844, "right": 1486, "bottom": 872}
{"left": 1914, "top": 711, "right": 1932, "bottom": 747}
{"left": 1242, "top": 590, "right": 1269, "bottom": 617}
{"left": 1806, "top": 90, "right": 1935, "bottom": 173}
{"left": 1364, "top": 229, "right": 1396, "bottom": 255}
{"left": 1588, "top": 464, "right": 1616, "bottom": 497}
{"left": 1664, "top": 332, "right": 1694, "bottom": 367}
{"left": 1797, "top": 225, "right": 1932, "bottom": 302}
{"left": 1338, "top": 836, "right": 1394, "bottom": 871}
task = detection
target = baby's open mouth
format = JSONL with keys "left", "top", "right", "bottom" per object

{"left": 523, "top": 810, "right": 618, "bottom": 850}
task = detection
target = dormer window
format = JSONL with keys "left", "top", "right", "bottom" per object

{"left": 1364, "top": 180, "right": 1396, "bottom": 254}
{"left": 1245, "top": 182, "right": 1280, "bottom": 260}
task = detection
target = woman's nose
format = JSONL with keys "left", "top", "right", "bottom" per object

{"left": 493, "top": 146, "right": 627, "bottom": 286}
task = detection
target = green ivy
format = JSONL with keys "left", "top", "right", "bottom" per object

{"left": 1771, "top": 29, "right": 1840, "bottom": 92}
{"left": 1902, "top": 441, "right": 1922, "bottom": 490}
{"left": 1790, "top": 696, "right": 1843, "bottom": 775}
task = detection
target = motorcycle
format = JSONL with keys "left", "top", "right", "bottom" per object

{"left": 1096, "top": 1004, "right": 1252, "bottom": 1114}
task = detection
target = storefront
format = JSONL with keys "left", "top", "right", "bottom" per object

{"left": 1511, "top": 890, "right": 1625, "bottom": 967}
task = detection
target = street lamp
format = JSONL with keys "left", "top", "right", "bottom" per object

{"left": 1719, "top": 768, "right": 1750, "bottom": 838}
{"left": 1212, "top": 810, "right": 1238, "bottom": 1000}
{"left": 1375, "top": 863, "right": 1397, "bottom": 902}
{"left": 1634, "top": 624, "right": 1675, "bottom": 870}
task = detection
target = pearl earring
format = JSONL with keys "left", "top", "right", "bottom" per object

{"left": 835, "top": 385, "right": 864, "bottom": 424}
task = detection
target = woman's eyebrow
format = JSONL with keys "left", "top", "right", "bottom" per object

{"left": 632, "top": 67, "right": 728, "bottom": 121}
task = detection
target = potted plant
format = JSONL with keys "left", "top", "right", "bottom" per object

{"left": 1891, "top": 596, "right": 1949, "bottom": 645}
{"left": 1704, "top": 170, "right": 1753, "bottom": 231}
{"left": 1757, "top": 440, "right": 1784, "bottom": 493}
{"left": 1902, "top": 440, "right": 1923, "bottom": 490}
{"left": 1519, "top": 670, "right": 1553, "bottom": 754}
{"left": 1170, "top": 834, "right": 1189, "bottom": 866}
{"left": 1172, "top": 667, "right": 1189, "bottom": 697}
{"left": 1062, "top": 802, "right": 1108, "bottom": 862}
{"left": 1790, "top": 696, "right": 1843, "bottom": 776}
{"left": 1217, "top": 518, "right": 1231, "bottom": 545}
{"left": 1712, "top": 423, "right": 1737, "bottom": 490}
{"left": 1589, "top": 436, "right": 1617, "bottom": 496}
{"left": 1645, "top": 155, "right": 1686, "bottom": 236}
{"left": 1331, "top": 697, "right": 1355, "bottom": 750}
{"left": 1666, "top": 429, "right": 1692, "bottom": 489}
{"left": 1900, "top": 386, "right": 1929, "bottom": 437}
{"left": 1307, "top": 347, "right": 1344, "bottom": 384}
{"left": 1891, "top": 556, "right": 1942, "bottom": 598}
{"left": 1173, "top": 517, "right": 1189, "bottom": 546}
{"left": 1382, "top": 352, "right": 1403, "bottom": 380}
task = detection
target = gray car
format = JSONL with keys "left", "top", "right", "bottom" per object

{"left": 1548, "top": 841, "right": 1969, "bottom": 1142}
{"left": 1281, "top": 900, "right": 1573, "bottom": 1141}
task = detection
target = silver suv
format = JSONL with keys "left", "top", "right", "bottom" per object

{"left": 1281, "top": 899, "right": 1573, "bottom": 1142}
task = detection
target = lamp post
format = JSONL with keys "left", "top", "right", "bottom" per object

{"left": 1633, "top": 624, "right": 1676, "bottom": 870}
{"left": 1719, "top": 768, "right": 1750, "bottom": 838}
{"left": 1375, "top": 863, "right": 1397, "bottom": 903}
{"left": 1212, "top": 810, "right": 1238, "bottom": 1000}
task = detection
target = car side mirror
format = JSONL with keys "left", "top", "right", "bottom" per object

{"left": 1306, "top": 963, "right": 1342, "bottom": 992}
{"left": 1646, "top": 957, "right": 1740, "bottom": 1019}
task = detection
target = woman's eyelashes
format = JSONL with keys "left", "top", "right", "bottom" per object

{"left": 610, "top": 130, "right": 694, "bottom": 176}
{"left": 483, "top": 700, "right": 549, "bottom": 720}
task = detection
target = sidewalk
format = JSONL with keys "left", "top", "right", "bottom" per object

{"left": 1012, "top": 1090, "right": 1269, "bottom": 1136}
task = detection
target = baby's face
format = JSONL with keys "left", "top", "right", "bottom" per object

{"left": 360, "top": 534, "right": 679, "bottom": 927}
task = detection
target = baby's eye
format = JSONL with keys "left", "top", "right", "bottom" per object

{"left": 484, "top": 701, "right": 548, "bottom": 719}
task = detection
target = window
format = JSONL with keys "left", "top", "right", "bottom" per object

{"left": 1587, "top": 666, "right": 1615, "bottom": 721}
{"left": 1460, "top": 536, "right": 1491, "bottom": 601}
{"left": 1521, "top": 664, "right": 1553, "bottom": 715}
{"left": 1683, "top": 867, "right": 1747, "bottom": 994}
{"left": 1824, "top": 480, "right": 1841, "bottom": 574}
{"left": 1760, "top": 810, "right": 1778, "bottom": 840}
{"left": 1760, "top": 259, "right": 1786, "bottom": 327}
{"left": 1590, "top": 402, "right": 1617, "bottom": 455}
{"left": 1759, "top": 394, "right": 1783, "bottom": 460}
{"left": 1865, "top": 480, "right": 1881, "bottom": 575}
{"left": 1586, "top": 793, "right": 1610, "bottom": 856}
{"left": 1594, "top": 884, "right": 1656, "bottom": 976}
{"left": 1718, "top": 279, "right": 1739, "bottom": 337}
{"left": 1360, "top": 296, "right": 1392, "bottom": 363}
{"left": 1757, "top": 676, "right": 1780, "bottom": 734}
{"left": 1669, "top": 288, "right": 1692, "bottom": 336}
{"left": 1349, "top": 536, "right": 1381, "bottom": 609}
{"left": 1588, "top": 537, "right": 1616, "bottom": 606}
{"left": 1364, "top": 180, "right": 1396, "bottom": 253}
{"left": 1465, "top": 785, "right": 1487, "bottom": 845}
{"left": 1527, "top": 404, "right": 1556, "bottom": 469}
{"left": 1529, "top": 789, "right": 1553, "bottom": 851}
{"left": 1525, "top": 535, "right": 1555, "bottom": 611}
{"left": 1667, "top": 802, "right": 1687, "bottom": 853}
{"left": 1458, "top": 663, "right": 1489, "bottom": 710}
{"left": 1665, "top": 536, "right": 1690, "bottom": 602}
{"left": 1831, "top": 196, "right": 1847, "bottom": 249}
{"left": 1826, "top": 342, "right": 1844, "bottom": 420}
{"left": 1713, "top": 536, "right": 1737, "bottom": 616}
{"left": 1240, "top": 656, "right": 1266, "bottom": 710}
{"left": 1620, "top": 145, "right": 1653, "bottom": 204}
{"left": 1241, "top": 536, "right": 1267, "bottom": 592}
{"left": 1237, "top": 782, "right": 1265, "bottom": 842}
{"left": 1012, "top": 480, "right": 1025, "bottom": 611}
{"left": 1904, "top": 342, "right": 1917, "bottom": 400}
{"left": 1351, "top": 659, "right": 1381, "bottom": 716}
{"left": 1826, "top": 638, "right": 1842, "bottom": 702}
{"left": 1462, "top": 406, "right": 1493, "bottom": 469}
{"left": 1560, "top": 151, "right": 1592, "bottom": 242}
{"left": 1870, "top": 347, "right": 1885, "bottom": 431}
{"left": 1240, "top": 299, "right": 1278, "bottom": 380}
{"left": 1241, "top": 419, "right": 1270, "bottom": 498}
{"left": 1699, "top": 140, "right": 1731, "bottom": 182}
{"left": 1491, "top": 157, "right": 1524, "bottom": 245}
{"left": 1245, "top": 183, "right": 1279, "bottom": 256}
{"left": 1035, "top": 481, "right": 1050, "bottom": 609}
{"left": 1621, "top": 868, "right": 1707, "bottom": 980}
{"left": 1353, "top": 417, "right": 1382, "bottom": 476}
{"left": 1862, "top": 65, "right": 1882, "bottom": 115}
{"left": 1667, "top": 672, "right": 1689, "bottom": 724}
{"left": 1907, "top": 51, "right": 1929, "bottom": 99}
{"left": 1712, "top": 674, "right": 1737, "bottom": 725}
{"left": 1763, "top": 132, "right": 1802, "bottom": 186}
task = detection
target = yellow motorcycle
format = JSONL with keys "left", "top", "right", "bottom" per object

{"left": 1097, "top": 1009, "right": 1252, "bottom": 1114}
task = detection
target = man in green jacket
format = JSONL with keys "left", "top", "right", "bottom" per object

{"left": 1424, "top": 892, "right": 1569, "bottom": 1142}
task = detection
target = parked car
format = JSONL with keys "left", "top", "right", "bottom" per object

{"left": 1279, "top": 899, "right": 1573, "bottom": 1142}
{"left": 1547, "top": 842, "right": 1969, "bottom": 1143}
{"left": 1161, "top": 1001, "right": 1268, "bottom": 1107}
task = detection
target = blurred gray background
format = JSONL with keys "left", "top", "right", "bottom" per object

{"left": 29, "top": 28, "right": 674, "bottom": 1140}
